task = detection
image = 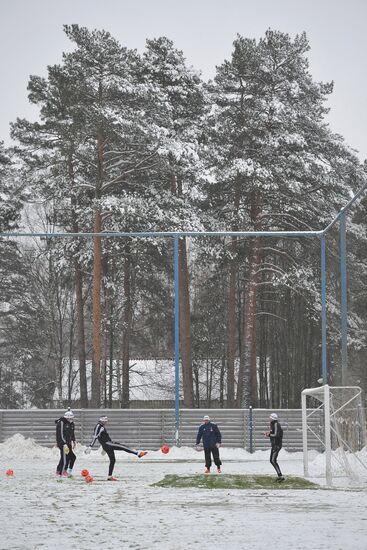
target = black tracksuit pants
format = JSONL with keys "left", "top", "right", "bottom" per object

{"left": 104, "top": 441, "right": 138, "bottom": 476}
{"left": 56, "top": 443, "right": 76, "bottom": 474}
{"left": 270, "top": 444, "right": 283, "bottom": 477}
{"left": 204, "top": 446, "right": 222, "bottom": 470}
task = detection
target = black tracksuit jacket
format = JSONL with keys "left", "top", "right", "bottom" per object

{"left": 269, "top": 419, "right": 283, "bottom": 447}
{"left": 55, "top": 417, "right": 75, "bottom": 447}
{"left": 90, "top": 422, "right": 112, "bottom": 450}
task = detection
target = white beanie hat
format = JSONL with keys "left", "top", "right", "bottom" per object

{"left": 99, "top": 415, "right": 108, "bottom": 422}
{"left": 64, "top": 408, "right": 75, "bottom": 419}
{"left": 270, "top": 413, "right": 278, "bottom": 420}
{"left": 203, "top": 415, "right": 210, "bottom": 421}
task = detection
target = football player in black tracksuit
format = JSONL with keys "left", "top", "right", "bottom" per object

{"left": 55, "top": 409, "right": 76, "bottom": 477}
{"left": 196, "top": 414, "right": 222, "bottom": 474}
{"left": 85, "top": 416, "right": 147, "bottom": 480}
{"left": 266, "top": 412, "right": 285, "bottom": 481}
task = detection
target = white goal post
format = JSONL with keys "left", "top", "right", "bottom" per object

{"left": 302, "top": 384, "right": 367, "bottom": 486}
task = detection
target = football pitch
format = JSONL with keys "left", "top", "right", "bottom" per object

{"left": 1, "top": 444, "right": 367, "bottom": 550}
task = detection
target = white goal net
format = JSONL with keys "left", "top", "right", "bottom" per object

{"left": 301, "top": 385, "right": 367, "bottom": 486}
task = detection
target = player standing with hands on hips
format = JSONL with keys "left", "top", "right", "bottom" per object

{"left": 265, "top": 412, "right": 285, "bottom": 481}
{"left": 196, "top": 414, "right": 222, "bottom": 474}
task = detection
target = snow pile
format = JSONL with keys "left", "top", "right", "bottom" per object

{"left": 0, "top": 434, "right": 57, "bottom": 460}
{"left": 0, "top": 433, "right": 304, "bottom": 462}
{"left": 308, "top": 445, "right": 367, "bottom": 479}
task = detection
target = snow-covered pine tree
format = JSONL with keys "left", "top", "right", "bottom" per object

{"left": 143, "top": 37, "right": 207, "bottom": 407}
{"left": 203, "top": 30, "right": 364, "bottom": 407}
{"left": 12, "top": 25, "right": 170, "bottom": 407}
{"left": 0, "top": 143, "right": 42, "bottom": 407}
{"left": 11, "top": 55, "right": 93, "bottom": 406}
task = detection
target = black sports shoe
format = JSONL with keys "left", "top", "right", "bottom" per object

{"left": 276, "top": 476, "right": 285, "bottom": 482}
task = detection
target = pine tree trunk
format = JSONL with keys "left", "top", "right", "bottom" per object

{"left": 101, "top": 254, "right": 109, "bottom": 408}
{"left": 108, "top": 288, "right": 114, "bottom": 408}
{"left": 121, "top": 244, "right": 132, "bottom": 408}
{"left": 194, "top": 365, "right": 200, "bottom": 406}
{"left": 178, "top": 237, "right": 194, "bottom": 407}
{"left": 91, "top": 133, "right": 104, "bottom": 407}
{"left": 47, "top": 248, "right": 63, "bottom": 405}
{"left": 91, "top": 210, "right": 102, "bottom": 407}
{"left": 101, "top": 347, "right": 107, "bottom": 408}
{"left": 237, "top": 192, "right": 262, "bottom": 408}
{"left": 220, "top": 356, "right": 225, "bottom": 407}
{"left": 170, "top": 170, "right": 194, "bottom": 408}
{"left": 226, "top": 239, "right": 237, "bottom": 407}
{"left": 67, "top": 299, "right": 75, "bottom": 403}
{"left": 227, "top": 183, "right": 241, "bottom": 407}
{"left": 74, "top": 259, "right": 88, "bottom": 407}
{"left": 258, "top": 311, "right": 266, "bottom": 407}
{"left": 68, "top": 154, "right": 88, "bottom": 407}
{"left": 237, "top": 239, "right": 261, "bottom": 407}
{"left": 109, "top": 319, "right": 114, "bottom": 408}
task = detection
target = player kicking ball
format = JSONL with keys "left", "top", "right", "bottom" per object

{"left": 85, "top": 416, "right": 147, "bottom": 480}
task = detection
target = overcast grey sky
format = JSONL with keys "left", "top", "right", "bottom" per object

{"left": 1, "top": 0, "right": 366, "bottom": 160}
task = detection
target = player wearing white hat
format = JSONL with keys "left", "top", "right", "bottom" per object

{"left": 85, "top": 416, "right": 147, "bottom": 480}
{"left": 55, "top": 408, "right": 76, "bottom": 478}
{"left": 265, "top": 412, "right": 285, "bottom": 481}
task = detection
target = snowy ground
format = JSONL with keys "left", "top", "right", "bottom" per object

{"left": 1, "top": 435, "right": 367, "bottom": 550}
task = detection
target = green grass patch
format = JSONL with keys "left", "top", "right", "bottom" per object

{"left": 153, "top": 474, "right": 319, "bottom": 490}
